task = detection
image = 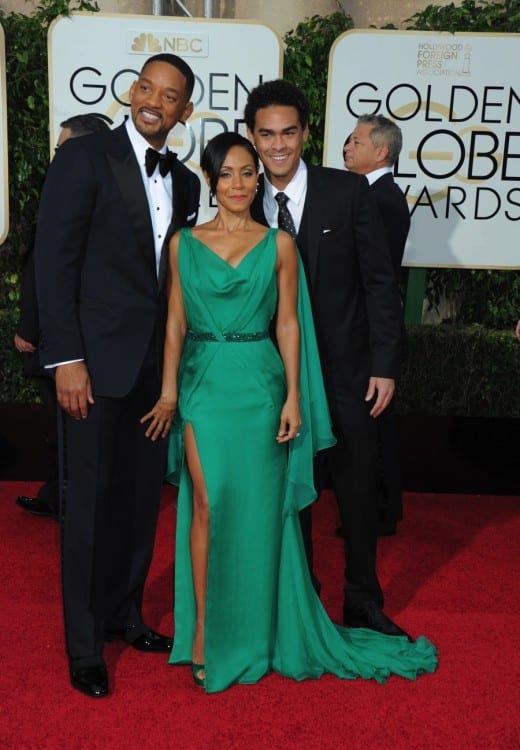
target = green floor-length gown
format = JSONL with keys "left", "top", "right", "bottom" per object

{"left": 166, "top": 227, "right": 437, "bottom": 693}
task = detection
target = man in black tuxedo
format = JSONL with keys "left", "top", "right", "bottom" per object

{"left": 245, "top": 80, "right": 409, "bottom": 639}
{"left": 34, "top": 54, "right": 200, "bottom": 697}
{"left": 15, "top": 114, "right": 111, "bottom": 521}
{"left": 344, "top": 114, "right": 411, "bottom": 535}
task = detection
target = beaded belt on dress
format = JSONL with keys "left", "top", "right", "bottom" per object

{"left": 187, "top": 330, "right": 269, "bottom": 343}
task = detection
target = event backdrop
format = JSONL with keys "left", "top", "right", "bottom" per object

{"left": 48, "top": 13, "right": 282, "bottom": 221}
{"left": 0, "top": 25, "right": 8, "bottom": 244}
{"left": 324, "top": 30, "right": 520, "bottom": 269}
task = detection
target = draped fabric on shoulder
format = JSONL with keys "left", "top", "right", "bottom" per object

{"left": 165, "top": 227, "right": 437, "bottom": 693}
{"left": 285, "top": 254, "right": 336, "bottom": 514}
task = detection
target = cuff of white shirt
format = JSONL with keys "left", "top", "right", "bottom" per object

{"left": 44, "top": 358, "right": 84, "bottom": 369}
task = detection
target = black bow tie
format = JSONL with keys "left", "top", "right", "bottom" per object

{"left": 145, "top": 148, "right": 177, "bottom": 178}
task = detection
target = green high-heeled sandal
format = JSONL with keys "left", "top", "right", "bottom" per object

{"left": 192, "top": 663, "right": 206, "bottom": 688}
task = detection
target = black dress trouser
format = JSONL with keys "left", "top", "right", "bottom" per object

{"left": 58, "top": 351, "right": 168, "bottom": 666}
{"left": 299, "top": 392, "right": 384, "bottom": 609}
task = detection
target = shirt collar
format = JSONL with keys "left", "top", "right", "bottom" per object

{"left": 365, "top": 165, "right": 393, "bottom": 186}
{"left": 264, "top": 159, "right": 308, "bottom": 206}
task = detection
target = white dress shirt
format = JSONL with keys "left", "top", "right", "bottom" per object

{"left": 125, "top": 118, "right": 173, "bottom": 276}
{"left": 263, "top": 159, "right": 308, "bottom": 234}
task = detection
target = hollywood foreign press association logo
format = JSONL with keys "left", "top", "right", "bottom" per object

{"left": 416, "top": 41, "right": 473, "bottom": 77}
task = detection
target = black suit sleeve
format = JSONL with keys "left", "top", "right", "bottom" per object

{"left": 371, "top": 179, "right": 410, "bottom": 280}
{"left": 353, "top": 176, "right": 402, "bottom": 378}
{"left": 34, "top": 141, "right": 96, "bottom": 366}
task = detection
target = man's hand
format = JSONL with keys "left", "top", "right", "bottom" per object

{"left": 365, "top": 376, "right": 395, "bottom": 418}
{"left": 14, "top": 334, "right": 36, "bottom": 353}
{"left": 55, "top": 362, "right": 94, "bottom": 419}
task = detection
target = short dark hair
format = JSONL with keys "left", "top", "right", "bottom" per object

{"left": 140, "top": 53, "right": 195, "bottom": 100}
{"left": 201, "top": 131, "right": 259, "bottom": 194}
{"left": 59, "top": 113, "right": 111, "bottom": 137}
{"left": 244, "top": 79, "right": 310, "bottom": 132}
{"left": 357, "top": 114, "right": 403, "bottom": 166}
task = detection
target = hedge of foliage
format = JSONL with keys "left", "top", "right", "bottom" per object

{"left": 397, "top": 324, "right": 520, "bottom": 417}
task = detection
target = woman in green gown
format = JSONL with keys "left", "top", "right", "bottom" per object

{"left": 144, "top": 132, "right": 437, "bottom": 693}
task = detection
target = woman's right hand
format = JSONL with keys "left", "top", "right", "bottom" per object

{"left": 140, "top": 397, "right": 177, "bottom": 441}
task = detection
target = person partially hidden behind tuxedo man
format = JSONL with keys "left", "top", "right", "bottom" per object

{"left": 246, "top": 80, "right": 409, "bottom": 641}
{"left": 15, "top": 113, "right": 111, "bottom": 521}
{"left": 344, "top": 114, "right": 411, "bottom": 536}
{"left": 34, "top": 54, "right": 200, "bottom": 698}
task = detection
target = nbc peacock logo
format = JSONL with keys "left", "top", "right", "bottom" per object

{"left": 131, "top": 33, "right": 162, "bottom": 53}
{"left": 127, "top": 30, "right": 208, "bottom": 57}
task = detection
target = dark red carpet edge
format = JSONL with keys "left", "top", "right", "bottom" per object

{"left": 0, "top": 482, "right": 518, "bottom": 750}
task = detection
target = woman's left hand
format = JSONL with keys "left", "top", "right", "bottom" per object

{"left": 276, "top": 396, "right": 302, "bottom": 443}
{"left": 140, "top": 397, "right": 177, "bottom": 441}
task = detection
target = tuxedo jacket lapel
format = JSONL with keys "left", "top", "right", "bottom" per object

{"left": 107, "top": 125, "right": 156, "bottom": 280}
{"left": 298, "top": 167, "right": 324, "bottom": 289}
{"left": 157, "top": 158, "right": 193, "bottom": 289}
{"left": 251, "top": 177, "right": 268, "bottom": 226}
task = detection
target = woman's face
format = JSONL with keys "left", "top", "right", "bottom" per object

{"left": 212, "top": 145, "right": 258, "bottom": 212}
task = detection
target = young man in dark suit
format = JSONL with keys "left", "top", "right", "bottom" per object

{"left": 344, "top": 114, "right": 411, "bottom": 535}
{"left": 15, "top": 114, "right": 111, "bottom": 521}
{"left": 245, "top": 80, "right": 409, "bottom": 640}
{"left": 34, "top": 54, "right": 200, "bottom": 697}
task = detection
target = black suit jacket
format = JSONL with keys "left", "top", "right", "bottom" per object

{"left": 34, "top": 124, "right": 200, "bottom": 397}
{"left": 369, "top": 172, "right": 410, "bottom": 281}
{"left": 252, "top": 165, "right": 402, "bottom": 400}
{"left": 16, "top": 250, "right": 45, "bottom": 377}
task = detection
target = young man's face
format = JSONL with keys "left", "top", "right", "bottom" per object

{"left": 247, "top": 105, "right": 308, "bottom": 190}
{"left": 129, "top": 60, "right": 193, "bottom": 149}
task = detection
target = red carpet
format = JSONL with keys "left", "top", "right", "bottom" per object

{"left": 0, "top": 483, "right": 518, "bottom": 749}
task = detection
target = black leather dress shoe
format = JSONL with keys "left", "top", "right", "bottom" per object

{"left": 16, "top": 496, "right": 58, "bottom": 521}
{"left": 343, "top": 600, "right": 411, "bottom": 641}
{"left": 105, "top": 626, "right": 173, "bottom": 653}
{"left": 70, "top": 663, "right": 109, "bottom": 698}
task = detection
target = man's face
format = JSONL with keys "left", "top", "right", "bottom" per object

{"left": 247, "top": 105, "right": 308, "bottom": 190}
{"left": 344, "top": 123, "right": 387, "bottom": 175}
{"left": 129, "top": 60, "right": 193, "bottom": 149}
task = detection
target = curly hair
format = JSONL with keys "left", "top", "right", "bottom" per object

{"left": 244, "top": 79, "right": 310, "bottom": 132}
